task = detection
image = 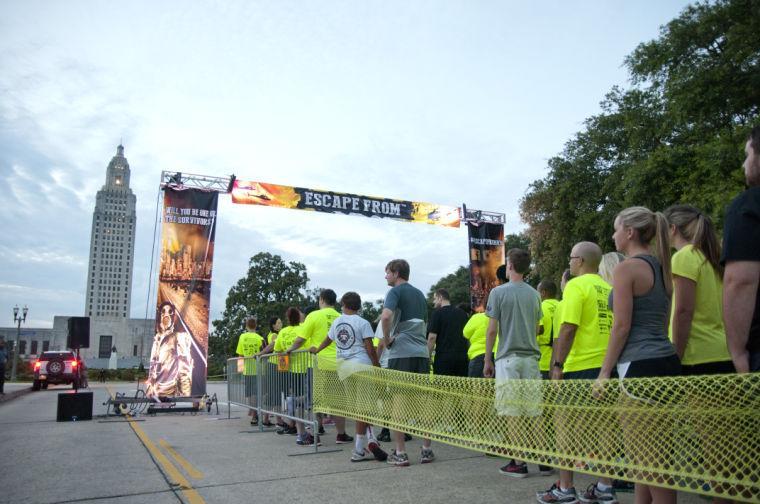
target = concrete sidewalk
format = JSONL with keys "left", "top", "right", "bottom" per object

{"left": 0, "top": 382, "right": 705, "bottom": 504}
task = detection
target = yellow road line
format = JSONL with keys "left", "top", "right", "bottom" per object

{"left": 159, "top": 439, "right": 205, "bottom": 480}
{"left": 106, "top": 386, "right": 205, "bottom": 504}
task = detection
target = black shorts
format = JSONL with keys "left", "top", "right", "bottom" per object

{"left": 433, "top": 355, "right": 468, "bottom": 377}
{"left": 244, "top": 374, "right": 257, "bottom": 397}
{"left": 388, "top": 357, "right": 429, "bottom": 374}
{"left": 468, "top": 353, "right": 494, "bottom": 378}
{"left": 681, "top": 360, "right": 735, "bottom": 375}
{"left": 563, "top": 368, "right": 601, "bottom": 380}
{"left": 619, "top": 354, "right": 681, "bottom": 404}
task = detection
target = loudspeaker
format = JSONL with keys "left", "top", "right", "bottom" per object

{"left": 56, "top": 392, "right": 93, "bottom": 422}
{"left": 67, "top": 316, "right": 90, "bottom": 349}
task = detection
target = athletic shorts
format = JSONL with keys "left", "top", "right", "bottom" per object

{"left": 433, "top": 355, "right": 468, "bottom": 377}
{"left": 388, "top": 357, "right": 429, "bottom": 374}
{"left": 617, "top": 354, "right": 681, "bottom": 404}
{"left": 681, "top": 360, "right": 735, "bottom": 375}
{"left": 495, "top": 355, "right": 542, "bottom": 417}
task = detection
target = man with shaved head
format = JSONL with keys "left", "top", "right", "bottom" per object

{"left": 537, "top": 241, "right": 616, "bottom": 504}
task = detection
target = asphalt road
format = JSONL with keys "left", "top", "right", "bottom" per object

{"left": 0, "top": 382, "right": 704, "bottom": 504}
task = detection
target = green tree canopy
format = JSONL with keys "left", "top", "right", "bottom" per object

{"left": 208, "top": 252, "right": 310, "bottom": 374}
{"left": 427, "top": 266, "right": 470, "bottom": 307}
{"left": 520, "top": 0, "right": 759, "bottom": 282}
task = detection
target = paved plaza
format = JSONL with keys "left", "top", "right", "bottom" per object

{"left": 0, "top": 382, "right": 704, "bottom": 504}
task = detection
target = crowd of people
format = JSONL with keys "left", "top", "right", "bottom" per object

{"left": 232, "top": 128, "right": 759, "bottom": 504}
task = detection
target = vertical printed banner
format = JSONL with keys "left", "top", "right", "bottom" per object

{"left": 467, "top": 222, "right": 505, "bottom": 311}
{"left": 146, "top": 187, "right": 218, "bottom": 398}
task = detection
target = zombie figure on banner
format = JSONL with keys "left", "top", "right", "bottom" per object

{"left": 146, "top": 301, "right": 194, "bottom": 398}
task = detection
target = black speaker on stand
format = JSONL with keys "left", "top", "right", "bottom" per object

{"left": 57, "top": 391, "right": 93, "bottom": 421}
{"left": 66, "top": 317, "right": 90, "bottom": 394}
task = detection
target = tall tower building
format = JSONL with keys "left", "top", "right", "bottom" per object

{"left": 85, "top": 145, "right": 136, "bottom": 319}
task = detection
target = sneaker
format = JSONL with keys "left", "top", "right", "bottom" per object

{"left": 250, "top": 418, "right": 258, "bottom": 426}
{"left": 377, "top": 429, "right": 391, "bottom": 442}
{"left": 367, "top": 441, "right": 388, "bottom": 461}
{"left": 420, "top": 447, "right": 435, "bottom": 464}
{"left": 387, "top": 450, "right": 410, "bottom": 467}
{"left": 287, "top": 426, "right": 298, "bottom": 435}
{"left": 296, "top": 434, "right": 322, "bottom": 446}
{"left": 318, "top": 425, "right": 325, "bottom": 435}
{"left": 536, "top": 482, "right": 578, "bottom": 504}
{"left": 500, "top": 460, "right": 528, "bottom": 478}
{"left": 538, "top": 464, "right": 554, "bottom": 476}
{"left": 351, "top": 449, "right": 370, "bottom": 462}
{"left": 404, "top": 433, "right": 413, "bottom": 441}
{"left": 336, "top": 433, "right": 354, "bottom": 444}
{"left": 578, "top": 483, "right": 618, "bottom": 504}
{"left": 611, "top": 480, "right": 634, "bottom": 493}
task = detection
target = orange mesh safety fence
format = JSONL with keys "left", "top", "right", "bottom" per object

{"left": 313, "top": 361, "right": 759, "bottom": 502}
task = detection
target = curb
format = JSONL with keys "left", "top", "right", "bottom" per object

{"left": 0, "top": 386, "right": 33, "bottom": 404}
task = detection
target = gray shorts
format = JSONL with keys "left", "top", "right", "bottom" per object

{"left": 388, "top": 357, "right": 429, "bottom": 374}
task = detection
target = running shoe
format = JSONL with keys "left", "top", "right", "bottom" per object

{"left": 336, "top": 433, "right": 354, "bottom": 444}
{"left": 387, "top": 450, "right": 410, "bottom": 467}
{"left": 536, "top": 482, "right": 578, "bottom": 504}
{"left": 420, "top": 447, "right": 435, "bottom": 464}
{"left": 351, "top": 448, "right": 370, "bottom": 462}
{"left": 538, "top": 464, "right": 555, "bottom": 476}
{"left": 367, "top": 441, "right": 388, "bottom": 461}
{"left": 578, "top": 483, "right": 618, "bottom": 504}
{"left": 377, "top": 428, "right": 391, "bottom": 442}
{"left": 296, "top": 434, "right": 322, "bottom": 446}
{"left": 500, "top": 460, "right": 528, "bottom": 478}
{"left": 318, "top": 425, "right": 325, "bottom": 435}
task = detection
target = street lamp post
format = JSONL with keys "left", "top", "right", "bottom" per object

{"left": 11, "top": 305, "right": 28, "bottom": 381}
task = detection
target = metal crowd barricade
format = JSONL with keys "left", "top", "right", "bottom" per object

{"left": 227, "top": 350, "right": 323, "bottom": 454}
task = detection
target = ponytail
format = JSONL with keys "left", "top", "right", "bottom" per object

{"left": 692, "top": 214, "right": 724, "bottom": 278}
{"left": 653, "top": 211, "right": 672, "bottom": 287}
{"left": 663, "top": 204, "right": 723, "bottom": 279}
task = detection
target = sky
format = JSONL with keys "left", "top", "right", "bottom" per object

{"left": 0, "top": 0, "right": 693, "bottom": 329}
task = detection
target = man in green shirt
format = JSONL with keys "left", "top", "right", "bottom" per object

{"left": 237, "top": 317, "right": 264, "bottom": 426}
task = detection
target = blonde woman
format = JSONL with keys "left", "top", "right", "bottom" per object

{"left": 597, "top": 206, "right": 680, "bottom": 504}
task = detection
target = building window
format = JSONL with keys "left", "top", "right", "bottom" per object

{"left": 43, "top": 341, "right": 50, "bottom": 352}
{"left": 19, "top": 340, "right": 27, "bottom": 355}
{"left": 99, "top": 335, "right": 113, "bottom": 358}
{"left": 133, "top": 345, "right": 138, "bottom": 356}
{"left": 31, "top": 340, "right": 38, "bottom": 355}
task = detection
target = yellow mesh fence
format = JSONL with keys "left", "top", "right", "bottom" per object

{"left": 313, "top": 361, "right": 760, "bottom": 502}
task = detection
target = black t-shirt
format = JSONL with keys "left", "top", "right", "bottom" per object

{"left": 427, "top": 305, "right": 469, "bottom": 358}
{"left": 721, "top": 186, "right": 760, "bottom": 353}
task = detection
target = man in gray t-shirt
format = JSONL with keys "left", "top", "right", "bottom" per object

{"left": 380, "top": 258, "right": 434, "bottom": 466}
{"left": 483, "top": 249, "right": 546, "bottom": 478}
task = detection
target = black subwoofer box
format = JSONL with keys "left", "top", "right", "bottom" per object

{"left": 57, "top": 392, "right": 93, "bottom": 422}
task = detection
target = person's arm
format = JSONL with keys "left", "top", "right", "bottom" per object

{"left": 259, "top": 334, "right": 277, "bottom": 356}
{"left": 723, "top": 261, "right": 760, "bottom": 373}
{"left": 598, "top": 263, "right": 634, "bottom": 380}
{"left": 671, "top": 275, "right": 696, "bottom": 360}
{"left": 550, "top": 323, "right": 577, "bottom": 380}
{"left": 381, "top": 308, "right": 394, "bottom": 347}
{"left": 310, "top": 335, "right": 331, "bottom": 354}
{"left": 427, "top": 332, "right": 437, "bottom": 356}
{"left": 483, "top": 318, "right": 498, "bottom": 378}
{"left": 286, "top": 337, "right": 306, "bottom": 354}
{"left": 364, "top": 339, "right": 380, "bottom": 367}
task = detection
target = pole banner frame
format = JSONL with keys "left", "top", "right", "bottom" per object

{"left": 146, "top": 187, "right": 218, "bottom": 399}
{"left": 231, "top": 179, "right": 461, "bottom": 228}
{"left": 467, "top": 220, "right": 505, "bottom": 312}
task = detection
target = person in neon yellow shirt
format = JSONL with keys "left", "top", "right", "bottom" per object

{"left": 537, "top": 242, "right": 615, "bottom": 504}
{"left": 286, "top": 289, "right": 351, "bottom": 445}
{"left": 537, "top": 279, "right": 559, "bottom": 378}
{"left": 665, "top": 205, "right": 733, "bottom": 374}
{"left": 274, "top": 307, "right": 309, "bottom": 438}
{"left": 236, "top": 317, "right": 264, "bottom": 426}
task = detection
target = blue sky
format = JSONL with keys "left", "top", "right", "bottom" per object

{"left": 0, "top": 0, "right": 692, "bottom": 328}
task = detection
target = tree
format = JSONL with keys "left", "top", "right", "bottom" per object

{"left": 427, "top": 266, "right": 470, "bottom": 307}
{"left": 208, "top": 252, "right": 310, "bottom": 375}
{"left": 360, "top": 299, "right": 384, "bottom": 326}
{"left": 520, "top": 0, "right": 758, "bottom": 282}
